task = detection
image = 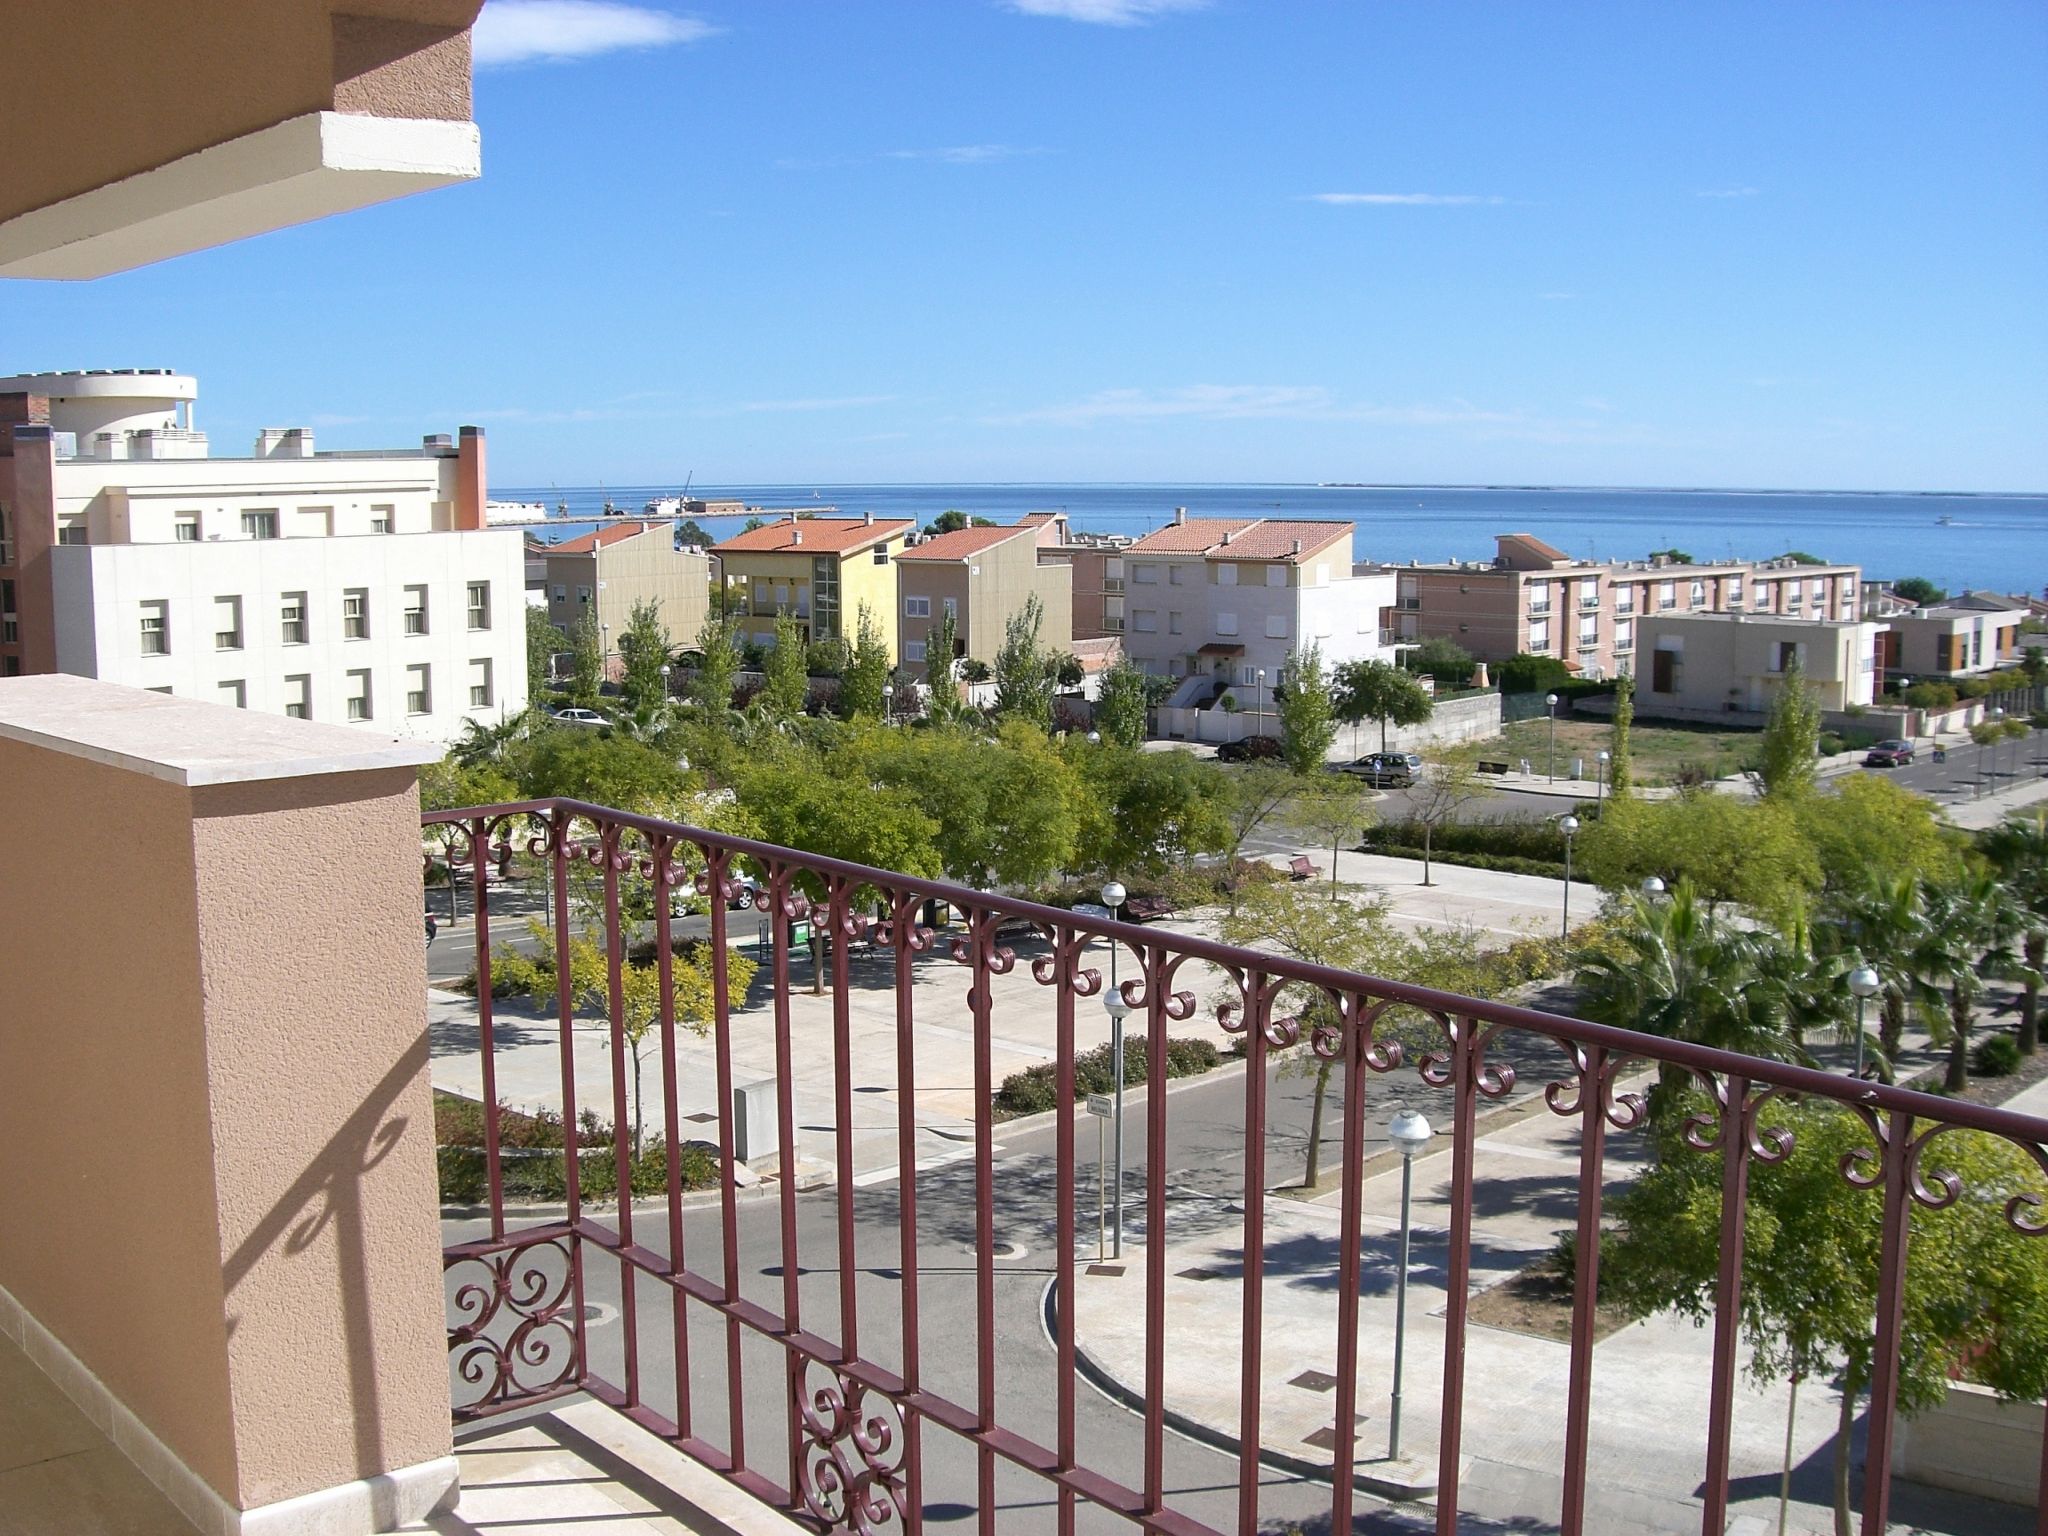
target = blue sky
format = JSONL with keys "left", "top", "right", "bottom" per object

{"left": 6, "top": 0, "right": 2045, "bottom": 492}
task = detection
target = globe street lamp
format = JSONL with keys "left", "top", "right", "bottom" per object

{"left": 1597, "top": 749, "right": 1611, "bottom": 803}
{"left": 1990, "top": 707, "right": 2007, "bottom": 791}
{"left": 659, "top": 662, "right": 672, "bottom": 701}
{"left": 1641, "top": 874, "right": 1667, "bottom": 899}
{"left": 1848, "top": 964, "right": 1881, "bottom": 1079}
{"left": 1546, "top": 693, "right": 1561, "bottom": 783}
{"left": 1559, "top": 815, "right": 1580, "bottom": 939}
{"left": 1100, "top": 881, "right": 1129, "bottom": 1258}
{"left": 1386, "top": 1107, "right": 1434, "bottom": 1461}
{"left": 1256, "top": 668, "right": 1267, "bottom": 741}
{"left": 882, "top": 682, "right": 895, "bottom": 724}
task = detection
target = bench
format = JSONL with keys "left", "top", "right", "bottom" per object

{"left": 1122, "top": 894, "right": 1177, "bottom": 922}
{"left": 1287, "top": 855, "right": 1320, "bottom": 882}
{"left": 1476, "top": 760, "right": 1511, "bottom": 775}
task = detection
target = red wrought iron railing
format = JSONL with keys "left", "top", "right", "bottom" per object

{"left": 429, "top": 798, "right": 2048, "bottom": 1536}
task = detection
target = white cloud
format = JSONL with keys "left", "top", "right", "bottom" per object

{"left": 1696, "top": 186, "right": 1760, "bottom": 199}
{"left": 886, "top": 145, "right": 1044, "bottom": 165}
{"left": 473, "top": 2, "right": 714, "bottom": 67}
{"left": 729, "top": 395, "right": 899, "bottom": 414}
{"left": 1305, "top": 193, "right": 1505, "bottom": 206}
{"left": 1008, "top": 0, "right": 1207, "bottom": 24}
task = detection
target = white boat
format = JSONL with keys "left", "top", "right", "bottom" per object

{"left": 644, "top": 495, "right": 685, "bottom": 517}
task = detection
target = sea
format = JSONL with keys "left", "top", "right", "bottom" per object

{"left": 497, "top": 483, "right": 2048, "bottom": 597}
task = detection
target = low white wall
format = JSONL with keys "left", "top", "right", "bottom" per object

{"left": 1891, "top": 1380, "right": 2043, "bottom": 1506}
{"left": 1162, "top": 689, "right": 1505, "bottom": 759}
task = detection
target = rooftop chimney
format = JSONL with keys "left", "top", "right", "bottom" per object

{"left": 790, "top": 516, "right": 802, "bottom": 547}
{"left": 1174, "top": 506, "right": 1187, "bottom": 524}
{"left": 1221, "top": 529, "right": 1234, "bottom": 545}
{"left": 1291, "top": 538, "right": 1302, "bottom": 555}
{"left": 864, "top": 511, "right": 875, "bottom": 525}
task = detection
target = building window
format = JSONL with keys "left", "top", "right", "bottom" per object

{"left": 58, "top": 524, "right": 87, "bottom": 545}
{"left": 1529, "top": 618, "right": 1550, "bottom": 652}
{"left": 1266, "top": 566, "right": 1286, "bottom": 588}
{"left": 1614, "top": 586, "right": 1634, "bottom": 614}
{"left": 1214, "top": 564, "right": 1238, "bottom": 587}
{"left": 241, "top": 510, "right": 279, "bottom": 540}
{"left": 1657, "top": 581, "right": 1675, "bottom": 610}
{"left": 1651, "top": 648, "right": 1679, "bottom": 693}
{"left": 281, "top": 592, "right": 308, "bottom": 645}
{"left": 1, "top": 579, "right": 14, "bottom": 643}
{"left": 1578, "top": 613, "right": 1598, "bottom": 646}
{"left": 1614, "top": 619, "right": 1633, "bottom": 651}
{"left": 469, "top": 658, "right": 493, "bottom": 709}
{"left": 175, "top": 515, "right": 200, "bottom": 542}
{"left": 403, "top": 585, "right": 429, "bottom": 636}
{"left": 904, "top": 595, "right": 931, "bottom": 618}
{"left": 576, "top": 584, "right": 592, "bottom": 605}
{"left": 406, "top": 664, "right": 431, "bottom": 716}
{"left": 872, "top": 545, "right": 890, "bottom": 566}
{"left": 943, "top": 597, "right": 957, "bottom": 618}
{"left": 1132, "top": 610, "right": 1158, "bottom": 633}
{"left": 811, "top": 556, "right": 841, "bottom": 640}
{"left": 0, "top": 507, "right": 10, "bottom": 565}
{"left": 214, "top": 596, "right": 242, "bottom": 651}
{"left": 1167, "top": 564, "right": 1186, "bottom": 586}
{"left": 1215, "top": 611, "right": 1239, "bottom": 636}
{"left": 1772, "top": 642, "right": 1802, "bottom": 674}
{"left": 906, "top": 640, "right": 928, "bottom": 663}
{"left": 370, "top": 505, "right": 394, "bottom": 534}
{"left": 1132, "top": 563, "right": 1159, "bottom": 584}
{"left": 140, "top": 600, "right": 170, "bottom": 655}
{"left": 218, "top": 680, "right": 246, "bottom": 709}
{"left": 1689, "top": 580, "right": 1705, "bottom": 608}
{"left": 1103, "top": 615, "right": 1123, "bottom": 633}
{"left": 552, "top": 584, "right": 567, "bottom": 601}
{"left": 285, "top": 675, "right": 311, "bottom": 719}
{"left": 1580, "top": 579, "right": 1600, "bottom": 609}
{"left": 346, "top": 670, "right": 372, "bottom": 721}
{"left": 4, "top": 657, "right": 21, "bottom": 676}
{"left": 1168, "top": 611, "right": 1183, "bottom": 635}
{"left": 467, "top": 581, "right": 492, "bottom": 630}
{"left": 1264, "top": 614, "right": 1288, "bottom": 638}
{"left": 343, "top": 589, "right": 369, "bottom": 639}
{"left": 1528, "top": 583, "right": 1551, "bottom": 615}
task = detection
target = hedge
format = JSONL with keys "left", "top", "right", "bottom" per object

{"left": 437, "top": 1140, "right": 719, "bottom": 1204}
{"left": 993, "top": 1036, "right": 1221, "bottom": 1117}
{"left": 1364, "top": 815, "right": 1571, "bottom": 865}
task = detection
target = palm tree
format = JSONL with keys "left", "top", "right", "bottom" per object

{"left": 1907, "top": 871, "right": 2014, "bottom": 1092}
{"left": 1823, "top": 872, "right": 1927, "bottom": 1079}
{"left": 1575, "top": 879, "right": 1814, "bottom": 1118}
{"left": 1983, "top": 814, "right": 2048, "bottom": 1054}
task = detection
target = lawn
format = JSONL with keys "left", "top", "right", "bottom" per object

{"left": 1489, "top": 715, "right": 1763, "bottom": 786}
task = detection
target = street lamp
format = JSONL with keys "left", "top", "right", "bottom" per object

{"left": 1559, "top": 815, "right": 1580, "bottom": 939}
{"left": 1989, "top": 707, "right": 2007, "bottom": 791}
{"left": 1848, "top": 964, "right": 1881, "bottom": 1079}
{"left": 1641, "top": 874, "right": 1667, "bottom": 899}
{"left": 1386, "top": 1107, "right": 1434, "bottom": 1461}
{"left": 1596, "top": 749, "right": 1610, "bottom": 803}
{"left": 1100, "top": 877, "right": 1129, "bottom": 1258}
{"left": 659, "top": 662, "right": 671, "bottom": 700}
{"left": 1546, "top": 693, "right": 1560, "bottom": 783}
{"left": 1087, "top": 730, "right": 1101, "bottom": 745}
{"left": 1256, "top": 668, "right": 1267, "bottom": 741}
{"left": 882, "top": 682, "right": 895, "bottom": 724}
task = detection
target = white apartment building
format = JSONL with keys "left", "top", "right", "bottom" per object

{"left": 1, "top": 370, "right": 525, "bottom": 742}
{"left": 1117, "top": 514, "right": 1397, "bottom": 721}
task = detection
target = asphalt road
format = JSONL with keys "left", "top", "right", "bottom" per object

{"left": 446, "top": 1059, "right": 1465, "bottom": 1534}
{"left": 1849, "top": 733, "right": 2048, "bottom": 805}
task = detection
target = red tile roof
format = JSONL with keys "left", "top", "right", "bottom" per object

{"left": 543, "top": 520, "right": 663, "bottom": 555}
{"left": 896, "top": 524, "right": 1034, "bottom": 561}
{"left": 1207, "top": 520, "right": 1352, "bottom": 563}
{"left": 712, "top": 516, "right": 913, "bottom": 555}
{"left": 1125, "top": 518, "right": 1261, "bottom": 553}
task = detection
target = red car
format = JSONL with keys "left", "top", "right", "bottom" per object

{"left": 1864, "top": 739, "right": 1915, "bottom": 767}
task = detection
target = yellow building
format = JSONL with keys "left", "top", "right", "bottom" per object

{"left": 712, "top": 514, "right": 914, "bottom": 656}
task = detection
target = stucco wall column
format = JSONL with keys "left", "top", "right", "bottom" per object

{"left": 0, "top": 675, "right": 453, "bottom": 1534}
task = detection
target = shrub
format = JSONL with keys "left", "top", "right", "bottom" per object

{"left": 1902, "top": 681, "right": 1958, "bottom": 710}
{"left": 993, "top": 1036, "right": 1221, "bottom": 1116}
{"left": 436, "top": 1135, "right": 717, "bottom": 1204}
{"left": 1364, "top": 815, "right": 1568, "bottom": 865}
{"left": 1972, "top": 1034, "right": 2022, "bottom": 1078}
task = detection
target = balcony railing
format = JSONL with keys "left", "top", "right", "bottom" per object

{"left": 428, "top": 797, "right": 2048, "bottom": 1536}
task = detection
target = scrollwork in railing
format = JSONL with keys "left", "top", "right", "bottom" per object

{"left": 1681, "top": 1073, "right": 1792, "bottom": 1163}
{"left": 1837, "top": 1110, "right": 2048, "bottom": 1235}
{"left": 795, "top": 1357, "right": 907, "bottom": 1533}
{"left": 1542, "top": 1044, "right": 1648, "bottom": 1131}
{"left": 446, "top": 1236, "right": 578, "bottom": 1417}
{"left": 870, "top": 888, "right": 937, "bottom": 955}
{"left": 1417, "top": 1014, "right": 1517, "bottom": 1100}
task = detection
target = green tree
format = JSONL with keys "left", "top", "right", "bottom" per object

{"left": 1405, "top": 636, "right": 1475, "bottom": 687}
{"left": 1073, "top": 746, "right": 1231, "bottom": 881}
{"left": 1576, "top": 792, "right": 1820, "bottom": 926}
{"left": 1495, "top": 653, "right": 1573, "bottom": 695}
{"left": 690, "top": 611, "right": 739, "bottom": 714}
{"left": 1825, "top": 872, "right": 1927, "bottom": 1074}
{"left": 1332, "top": 657, "right": 1433, "bottom": 754}
{"left": 923, "top": 509, "right": 996, "bottom": 536}
{"left": 1759, "top": 654, "right": 1822, "bottom": 798}
{"left": 763, "top": 610, "right": 810, "bottom": 715}
{"left": 1609, "top": 673, "right": 1635, "bottom": 797}
{"left": 2020, "top": 644, "right": 2047, "bottom": 695}
{"left": 1908, "top": 870, "right": 2013, "bottom": 1092}
{"left": 1796, "top": 774, "right": 1960, "bottom": 896}
{"left": 1281, "top": 776, "right": 1375, "bottom": 901}
{"left": 1604, "top": 1100, "right": 2048, "bottom": 1536}
{"left": 618, "top": 599, "right": 672, "bottom": 716}
{"left": 1275, "top": 643, "right": 1337, "bottom": 774}
{"left": 1646, "top": 547, "right": 1695, "bottom": 565}
{"left": 840, "top": 605, "right": 891, "bottom": 720}
{"left": 1092, "top": 657, "right": 1150, "bottom": 748}
{"left": 1212, "top": 764, "right": 1299, "bottom": 912}
{"left": 736, "top": 755, "right": 940, "bottom": 890}
{"left": 1574, "top": 880, "right": 1815, "bottom": 1115}
{"left": 1405, "top": 748, "right": 1487, "bottom": 887}
{"left": 1891, "top": 576, "right": 1945, "bottom": 606}
{"left": 992, "top": 594, "right": 1055, "bottom": 728}
{"left": 568, "top": 608, "right": 605, "bottom": 707}
{"left": 1983, "top": 813, "right": 2048, "bottom": 1053}
{"left": 527, "top": 607, "right": 566, "bottom": 700}
{"left": 922, "top": 603, "right": 962, "bottom": 722}
{"left": 512, "top": 729, "right": 690, "bottom": 809}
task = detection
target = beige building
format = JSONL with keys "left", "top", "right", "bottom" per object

{"left": 1872, "top": 592, "right": 2027, "bottom": 680}
{"left": 1378, "top": 533, "right": 1861, "bottom": 682}
{"left": 1636, "top": 611, "right": 1879, "bottom": 714}
{"left": 894, "top": 523, "right": 1074, "bottom": 679}
{"left": 711, "top": 514, "right": 915, "bottom": 656}
{"left": 1018, "top": 512, "right": 1131, "bottom": 640}
{"left": 540, "top": 520, "right": 709, "bottom": 656}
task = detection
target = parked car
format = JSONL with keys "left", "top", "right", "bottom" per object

{"left": 1217, "top": 735, "right": 1284, "bottom": 763}
{"left": 1864, "top": 739, "right": 1915, "bottom": 767}
{"left": 549, "top": 707, "right": 607, "bottom": 729}
{"left": 670, "top": 873, "right": 761, "bottom": 916}
{"left": 1338, "top": 751, "right": 1419, "bottom": 787}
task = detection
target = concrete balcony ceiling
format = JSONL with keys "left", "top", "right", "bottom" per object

{"left": 0, "top": 2, "right": 483, "bottom": 279}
